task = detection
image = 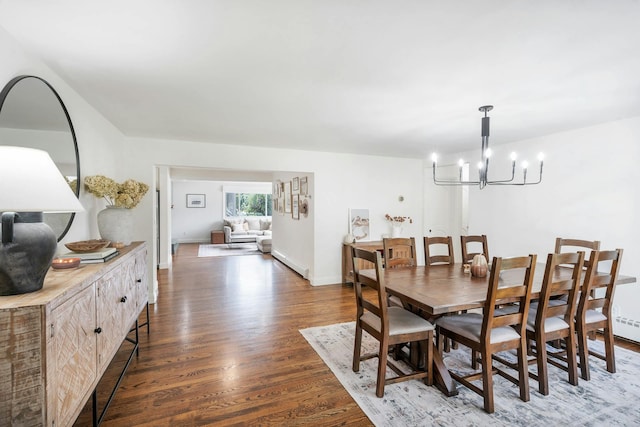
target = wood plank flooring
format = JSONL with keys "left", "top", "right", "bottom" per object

{"left": 75, "top": 244, "right": 371, "bottom": 426}
{"left": 75, "top": 243, "right": 639, "bottom": 426}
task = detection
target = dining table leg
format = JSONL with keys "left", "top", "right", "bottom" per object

{"left": 431, "top": 342, "right": 458, "bottom": 396}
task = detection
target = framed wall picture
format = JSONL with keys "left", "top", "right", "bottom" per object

{"left": 292, "top": 194, "right": 299, "bottom": 219}
{"left": 349, "top": 208, "right": 370, "bottom": 241}
{"left": 186, "top": 194, "right": 206, "bottom": 208}
{"left": 300, "top": 176, "right": 308, "bottom": 195}
{"left": 284, "top": 181, "right": 292, "bottom": 213}
{"left": 292, "top": 177, "right": 299, "bottom": 192}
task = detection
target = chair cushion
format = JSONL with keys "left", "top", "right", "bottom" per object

{"left": 435, "top": 313, "right": 521, "bottom": 344}
{"left": 494, "top": 304, "right": 520, "bottom": 316}
{"left": 585, "top": 309, "right": 607, "bottom": 324}
{"left": 388, "top": 295, "right": 404, "bottom": 308}
{"left": 525, "top": 311, "right": 569, "bottom": 333}
{"left": 361, "top": 307, "right": 434, "bottom": 336}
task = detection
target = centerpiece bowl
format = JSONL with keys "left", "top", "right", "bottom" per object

{"left": 65, "top": 239, "right": 111, "bottom": 253}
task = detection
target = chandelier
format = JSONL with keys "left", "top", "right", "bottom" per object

{"left": 431, "top": 105, "right": 544, "bottom": 189}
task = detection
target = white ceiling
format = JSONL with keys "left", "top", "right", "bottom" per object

{"left": 1, "top": 1, "right": 640, "bottom": 159}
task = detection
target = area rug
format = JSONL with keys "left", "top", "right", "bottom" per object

{"left": 300, "top": 322, "right": 640, "bottom": 426}
{"left": 197, "top": 243, "right": 261, "bottom": 257}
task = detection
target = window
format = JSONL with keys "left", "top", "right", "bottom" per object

{"left": 225, "top": 191, "right": 272, "bottom": 216}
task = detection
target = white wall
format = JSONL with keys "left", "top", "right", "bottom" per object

{"left": 271, "top": 172, "right": 314, "bottom": 278}
{"left": 172, "top": 180, "right": 224, "bottom": 243}
{"left": 124, "top": 137, "right": 425, "bottom": 287}
{"left": 430, "top": 116, "right": 640, "bottom": 340}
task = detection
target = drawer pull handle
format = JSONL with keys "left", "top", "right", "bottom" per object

{"left": 94, "top": 327, "right": 102, "bottom": 334}
{"left": 121, "top": 296, "right": 128, "bottom": 303}
{"left": 137, "top": 279, "right": 142, "bottom": 283}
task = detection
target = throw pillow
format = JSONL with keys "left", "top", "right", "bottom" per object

{"left": 247, "top": 219, "right": 261, "bottom": 231}
{"left": 224, "top": 218, "right": 241, "bottom": 227}
{"left": 260, "top": 219, "right": 271, "bottom": 230}
{"left": 243, "top": 221, "right": 249, "bottom": 231}
{"left": 232, "top": 223, "right": 245, "bottom": 232}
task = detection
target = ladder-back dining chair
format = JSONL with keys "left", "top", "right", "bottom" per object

{"left": 351, "top": 247, "right": 434, "bottom": 397}
{"left": 576, "top": 248, "right": 623, "bottom": 380}
{"left": 424, "top": 236, "right": 454, "bottom": 266}
{"left": 460, "top": 234, "right": 489, "bottom": 264}
{"left": 435, "top": 254, "right": 537, "bottom": 413}
{"left": 496, "top": 251, "right": 585, "bottom": 395}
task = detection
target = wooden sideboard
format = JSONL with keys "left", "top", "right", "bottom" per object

{"left": 342, "top": 240, "right": 384, "bottom": 284}
{"left": 0, "top": 242, "right": 148, "bottom": 427}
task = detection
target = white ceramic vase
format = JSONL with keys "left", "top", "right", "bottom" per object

{"left": 97, "top": 206, "right": 133, "bottom": 246}
{"left": 391, "top": 224, "right": 402, "bottom": 237}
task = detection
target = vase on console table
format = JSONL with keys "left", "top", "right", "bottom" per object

{"left": 391, "top": 224, "right": 403, "bottom": 238}
{"left": 97, "top": 206, "right": 133, "bottom": 246}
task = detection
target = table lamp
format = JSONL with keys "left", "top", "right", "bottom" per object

{"left": 0, "top": 146, "right": 84, "bottom": 296}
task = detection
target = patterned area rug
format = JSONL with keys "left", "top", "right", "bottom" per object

{"left": 197, "top": 243, "right": 261, "bottom": 257}
{"left": 300, "top": 322, "right": 640, "bottom": 426}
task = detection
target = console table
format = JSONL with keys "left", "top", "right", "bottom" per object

{"left": 342, "top": 240, "right": 384, "bottom": 284}
{"left": 0, "top": 242, "right": 148, "bottom": 426}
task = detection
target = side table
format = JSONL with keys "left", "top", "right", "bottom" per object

{"left": 211, "top": 230, "right": 225, "bottom": 244}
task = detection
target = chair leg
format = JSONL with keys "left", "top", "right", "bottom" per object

{"left": 603, "top": 325, "right": 616, "bottom": 374}
{"left": 424, "top": 336, "right": 434, "bottom": 386}
{"left": 577, "top": 327, "right": 591, "bottom": 381}
{"left": 516, "top": 340, "right": 530, "bottom": 403}
{"left": 535, "top": 335, "right": 549, "bottom": 396}
{"left": 480, "top": 349, "right": 495, "bottom": 414}
{"left": 472, "top": 349, "right": 479, "bottom": 370}
{"left": 565, "top": 333, "right": 578, "bottom": 386}
{"left": 376, "top": 340, "right": 388, "bottom": 398}
{"left": 436, "top": 327, "right": 444, "bottom": 354}
{"left": 353, "top": 324, "right": 363, "bottom": 372}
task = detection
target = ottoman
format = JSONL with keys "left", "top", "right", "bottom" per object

{"left": 256, "top": 236, "right": 272, "bottom": 253}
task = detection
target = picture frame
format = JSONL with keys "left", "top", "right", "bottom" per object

{"left": 292, "top": 194, "right": 299, "bottom": 219}
{"left": 186, "top": 193, "right": 206, "bottom": 208}
{"left": 292, "top": 177, "right": 299, "bottom": 192}
{"left": 300, "top": 176, "right": 308, "bottom": 196}
{"left": 349, "top": 208, "right": 370, "bottom": 241}
{"left": 284, "top": 181, "right": 292, "bottom": 213}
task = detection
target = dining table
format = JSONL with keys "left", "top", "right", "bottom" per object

{"left": 360, "top": 262, "right": 637, "bottom": 396}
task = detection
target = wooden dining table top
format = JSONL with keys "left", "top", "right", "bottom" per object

{"left": 361, "top": 263, "right": 637, "bottom": 317}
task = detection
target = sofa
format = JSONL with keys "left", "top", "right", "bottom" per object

{"left": 223, "top": 217, "right": 272, "bottom": 246}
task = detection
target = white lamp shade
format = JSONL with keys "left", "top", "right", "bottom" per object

{"left": 0, "top": 146, "right": 84, "bottom": 212}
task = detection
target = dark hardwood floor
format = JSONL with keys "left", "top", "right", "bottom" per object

{"left": 75, "top": 244, "right": 371, "bottom": 426}
{"left": 75, "top": 243, "right": 639, "bottom": 426}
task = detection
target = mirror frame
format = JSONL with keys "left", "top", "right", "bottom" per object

{"left": 0, "top": 75, "right": 80, "bottom": 241}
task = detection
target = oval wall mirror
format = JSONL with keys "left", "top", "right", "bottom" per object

{"left": 0, "top": 75, "right": 80, "bottom": 241}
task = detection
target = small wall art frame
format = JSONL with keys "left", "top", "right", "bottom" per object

{"left": 186, "top": 193, "right": 206, "bottom": 208}
{"left": 284, "top": 181, "right": 292, "bottom": 213}
{"left": 292, "top": 194, "right": 300, "bottom": 219}
{"left": 349, "top": 208, "right": 370, "bottom": 241}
